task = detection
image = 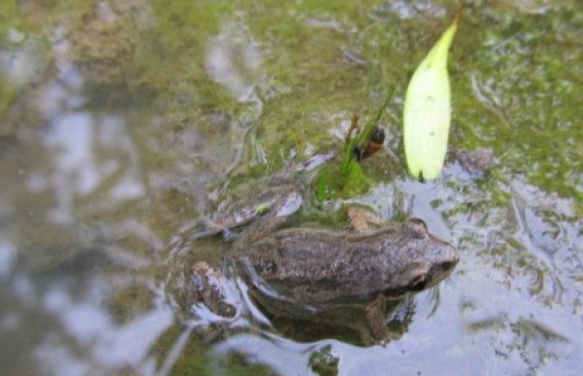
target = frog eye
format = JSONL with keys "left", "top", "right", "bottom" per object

{"left": 405, "top": 218, "right": 428, "bottom": 239}
{"left": 408, "top": 272, "right": 427, "bottom": 291}
{"left": 395, "top": 262, "right": 429, "bottom": 291}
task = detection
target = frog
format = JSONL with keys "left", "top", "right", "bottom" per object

{"left": 183, "top": 120, "right": 459, "bottom": 343}
{"left": 188, "top": 201, "right": 459, "bottom": 344}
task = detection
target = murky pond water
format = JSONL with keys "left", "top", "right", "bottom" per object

{"left": 1, "top": 0, "right": 582, "bottom": 375}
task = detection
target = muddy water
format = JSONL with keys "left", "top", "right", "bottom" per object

{"left": 0, "top": 0, "right": 582, "bottom": 375}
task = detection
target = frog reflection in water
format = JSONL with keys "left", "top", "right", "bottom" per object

{"left": 190, "top": 180, "right": 459, "bottom": 344}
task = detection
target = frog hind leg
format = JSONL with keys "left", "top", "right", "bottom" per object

{"left": 364, "top": 296, "right": 401, "bottom": 345}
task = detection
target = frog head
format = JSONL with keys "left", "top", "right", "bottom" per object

{"left": 388, "top": 219, "right": 459, "bottom": 295}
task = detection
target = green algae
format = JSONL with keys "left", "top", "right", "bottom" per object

{"left": 316, "top": 161, "right": 371, "bottom": 200}
{"left": 309, "top": 345, "right": 339, "bottom": 376}
{"left": 152, "top": 327, "right": 279, "bottom": 376}
{"left": 448, "top": 7, "right": 583, "bottom": 205}
{"left": 215, "top": 352, "right": 279, "bottom": 376}
{"left": 152, "top": 327, "right": 214, "bottom": 376}
{"left": 0, "top": 0, "right": 23, "bottom": 43}
{"left": 131, "top": 0, "right": 235, "bottom": 100}
{"left": 4, "top": 0, "right": 581, "bottom": 209}
{"left": 107, "top": 283, "right": 155, "bottom": 324}
{"left": 0, "top": 78, "right": 16, "bottom": 133}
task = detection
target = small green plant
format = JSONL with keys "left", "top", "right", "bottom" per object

{"left": 315, "top": 87, "right": 395, "bottom": 200}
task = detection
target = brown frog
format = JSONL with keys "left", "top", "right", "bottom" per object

{"left": 189, "top": 198, "right": 459, "bottom": 343}
{"left": 238, "top": 218, "right": 457, "bottom": 306}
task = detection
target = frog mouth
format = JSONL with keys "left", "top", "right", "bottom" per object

{"left": 426, "top": 259, "right": 458, "bottom": 288}
{"left": 401, "top": 258, "right": 459, "bottom": 293}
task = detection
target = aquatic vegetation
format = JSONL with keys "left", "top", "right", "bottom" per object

{"left": 315, "top": 91, "right": 394, "bottom": 200}
{"left": 1, "top": 0, "right": 583, "bottom": 375}
{"left": 342, "top": 88, "right": 394, "bottom": 172}
{"left": 0, "top": 77, "right": 16, "bottom": 128}
{"left": 0, "top": 0, "right": 22, "bottom": 43}
{"left": 309, "top": 345, "right": 339, "bottom": 376}
{"left": 403, "top": 10, "right": 459, "bottom": 181}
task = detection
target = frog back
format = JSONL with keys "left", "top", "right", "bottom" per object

{"left": 235, "top": 227, "right": 405, "bottom": 307}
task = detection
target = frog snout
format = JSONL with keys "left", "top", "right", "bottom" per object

{"left": 422, "top": 245, "right": 459, "bottom": 289}
{"left": 425, "top": 242, "right": 459, "bottom": 286}
{"left": 425, "top": 229, "right": 460, "bottom": 270}
{"left": 441, "top": 258, "right": 458, "bottom": 272}
{"left": 440, "top": 245, "right": 460, "bottom": 273}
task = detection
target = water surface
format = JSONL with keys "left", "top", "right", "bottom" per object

{"left": 1, "top": 0, "right": 582, "bottom": 375}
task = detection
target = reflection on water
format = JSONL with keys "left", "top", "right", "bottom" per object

{"left": 0, "top": 38, "right": 46, "bottom": 88}
{"left": 206, "top": 32, "right": 263, "bottom": 101}
{"left": 0, "top": 240, "right": 16, "bottom": 276}
{"left": 43, "top": 113, "right": 145, "bottom": 223}
{"left": 38, "top": 283, "right": 173, "bottom": 375}
{"left": 1, "top": 0, "right": 583, "bottom": 375}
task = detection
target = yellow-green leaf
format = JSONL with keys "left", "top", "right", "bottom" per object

{"left": 403, "top": 14, "right": 458, "bottom": 180}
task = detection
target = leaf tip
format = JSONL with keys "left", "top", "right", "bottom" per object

{"left": 453, "top": 3, "right": 463, "bottom": 25}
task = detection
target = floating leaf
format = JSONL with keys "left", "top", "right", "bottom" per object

{"left": 403, "top": 12, "right": 459, "bottom": 181}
